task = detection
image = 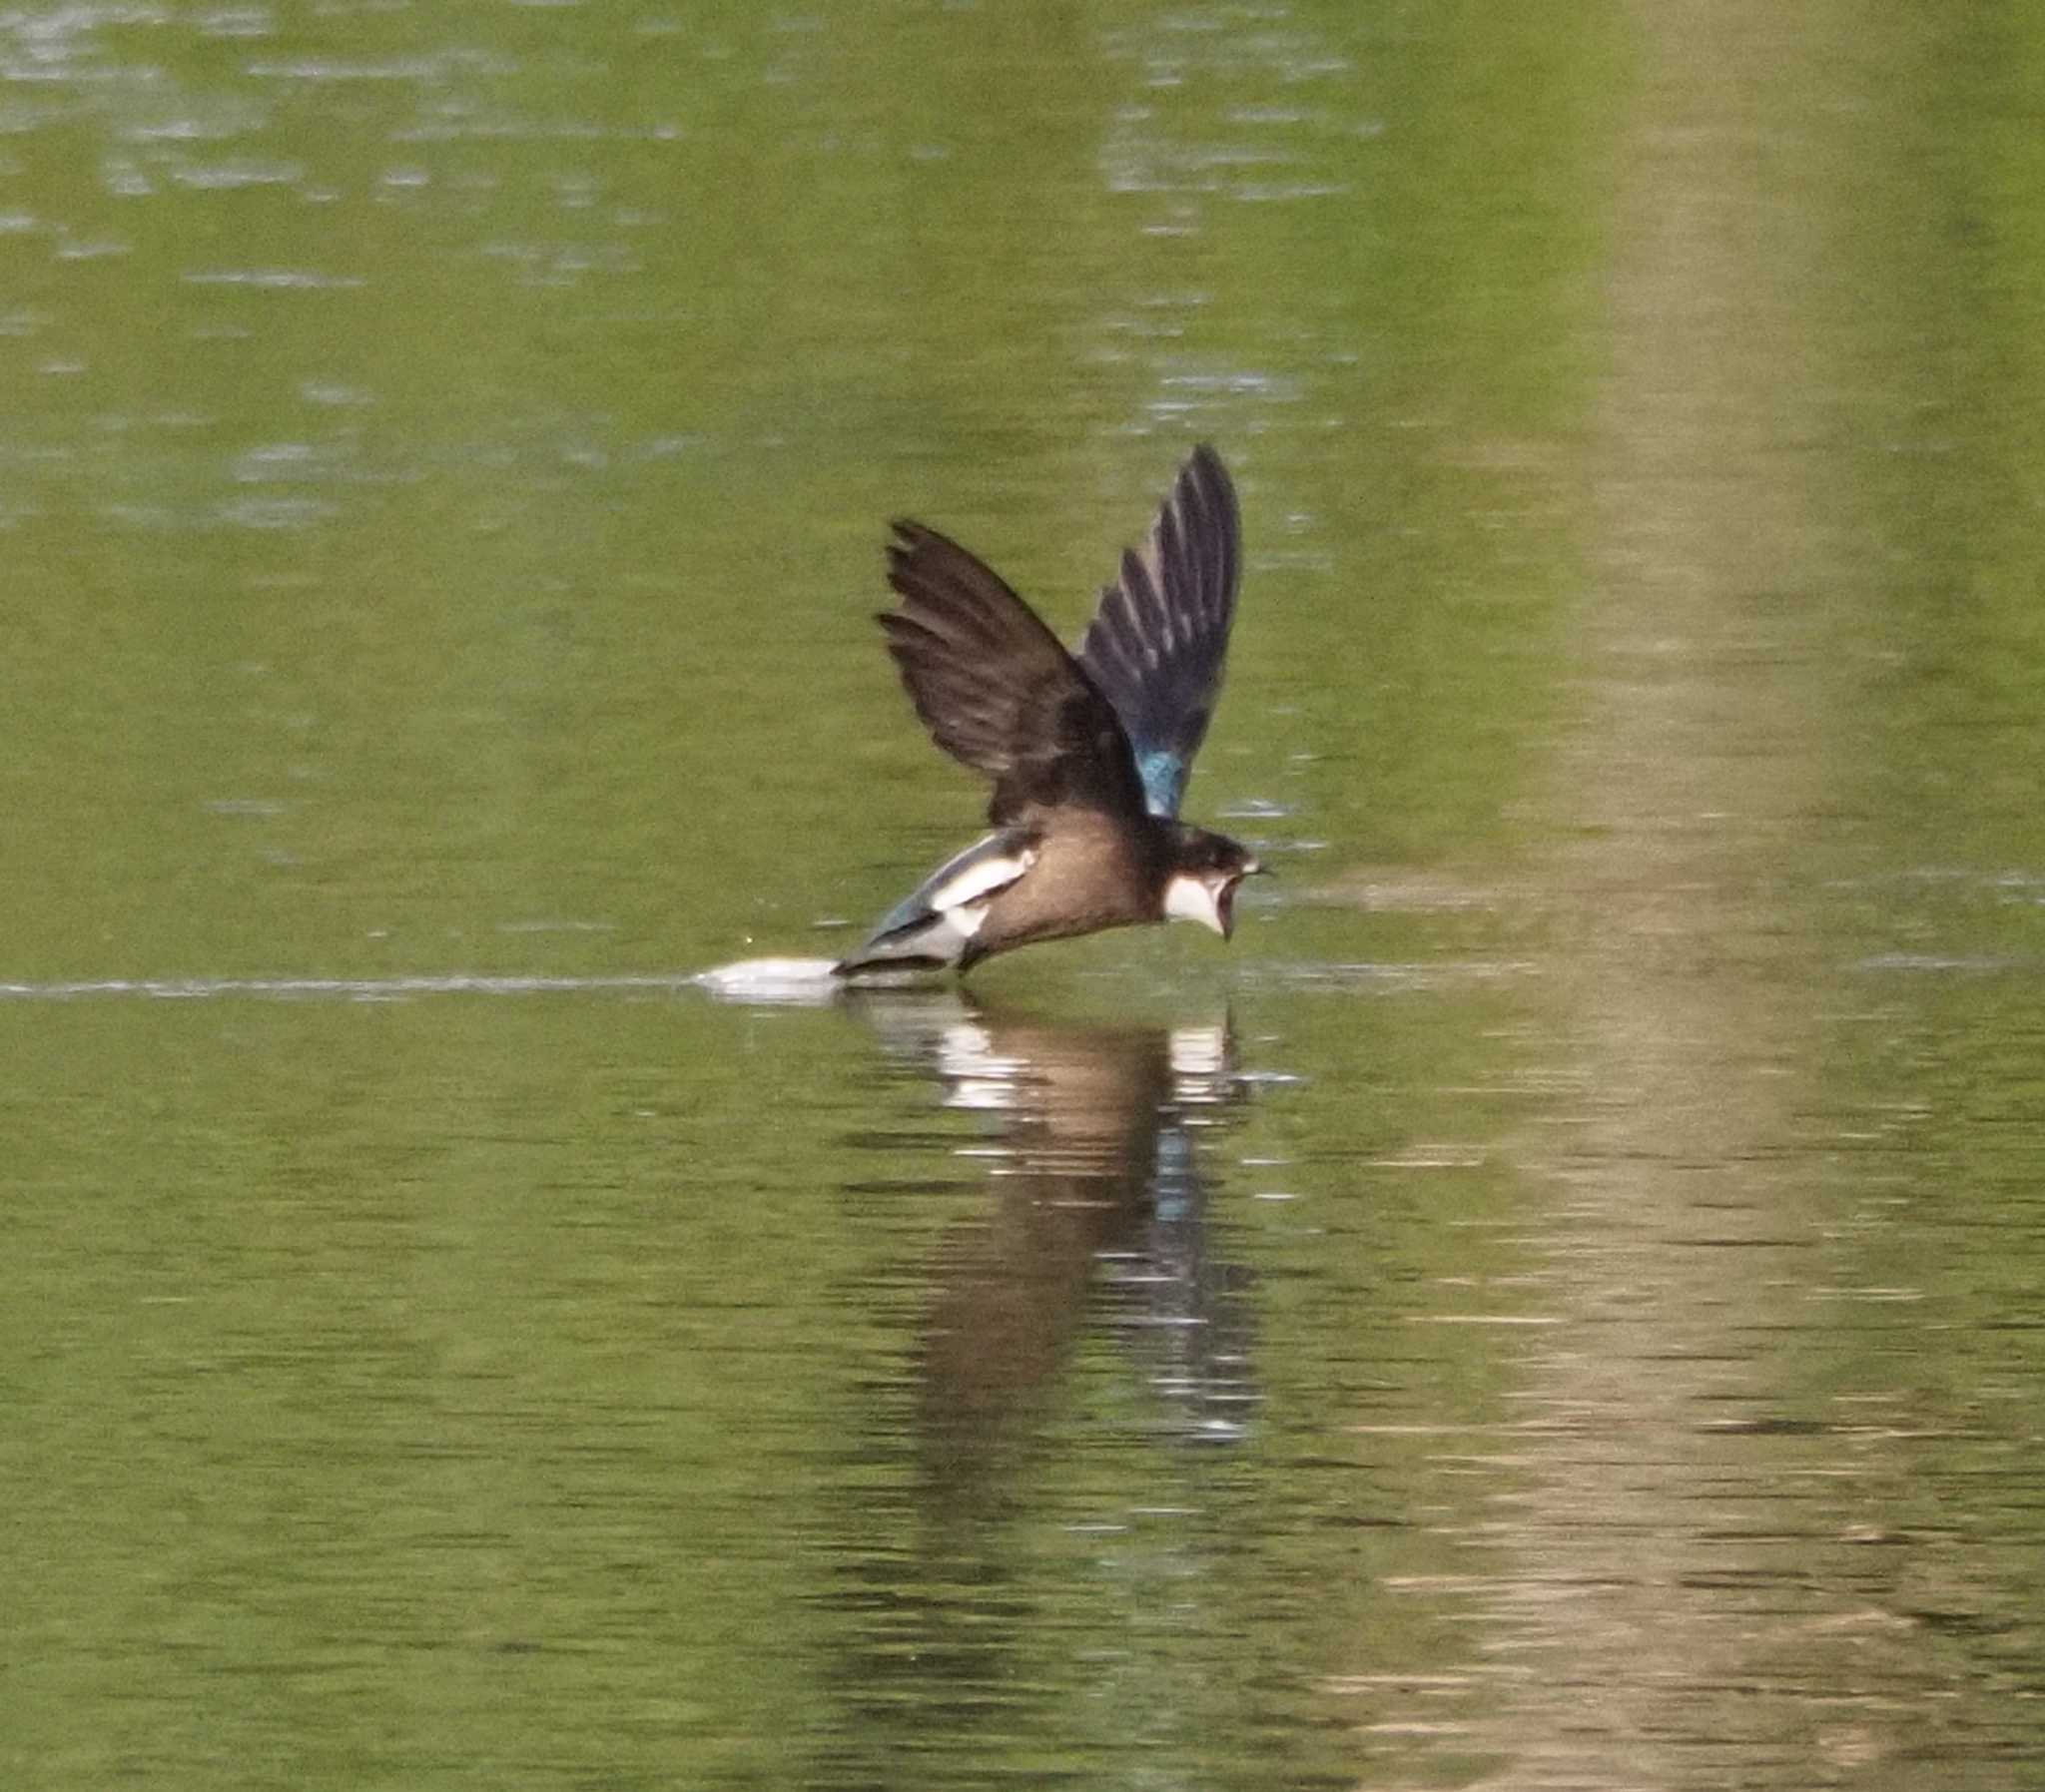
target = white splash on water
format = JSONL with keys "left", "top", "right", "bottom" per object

{"left": 691, "top": 957, "right": 846, "bottom": 1005}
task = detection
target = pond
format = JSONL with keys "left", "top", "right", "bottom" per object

{"left": 6, "top": 4, "right": 2045, "bottom": 1788}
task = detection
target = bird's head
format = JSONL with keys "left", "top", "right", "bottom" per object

{"left": 1162, "top": 826, "right": 1266, "bottom": 941}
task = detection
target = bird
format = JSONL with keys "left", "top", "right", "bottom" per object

{"left": 834, "top": 443, "right": 1263, "bottom": 978}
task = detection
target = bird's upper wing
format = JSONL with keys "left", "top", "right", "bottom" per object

{"left": 881, "top": 521, "right": 1147, "bottom": 827}
{"left": 1075, "top": 443, "right": 1240, "bottom": 818}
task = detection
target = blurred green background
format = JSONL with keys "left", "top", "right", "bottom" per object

{"left": 6, "top": 5, "right": 2045, "bottom": 1789}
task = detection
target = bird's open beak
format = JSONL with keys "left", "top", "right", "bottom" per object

{"left": 1219, "top": 861, "right": 1270, "bottom": 940}
{"left": 1217, "top": 882, "right": 1236, "bottom": 940}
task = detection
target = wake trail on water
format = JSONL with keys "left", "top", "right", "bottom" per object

{"left": 0, "top": 960, "right": 856, "bottom": 1005}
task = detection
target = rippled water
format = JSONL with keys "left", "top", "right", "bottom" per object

{"left": 7, "top": 3, "right": 2045, "bottom": 1789}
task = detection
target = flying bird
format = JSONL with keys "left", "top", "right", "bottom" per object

{"left": 835, "top": 444, "right": 1262, "bottom": 977}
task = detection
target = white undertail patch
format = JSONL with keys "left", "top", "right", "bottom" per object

{"left": 930, "top": 847, "right": 1035, "bottom": 917}
{"left": 836, "top": 839, "right": 1039, "bottom": 973}
{"left": 928, "top": 845, "right": 1037, "bottom": 940}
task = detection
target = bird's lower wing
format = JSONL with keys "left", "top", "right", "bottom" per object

{"left": 834, "top": 832, "right": 1038, "bottom": 975}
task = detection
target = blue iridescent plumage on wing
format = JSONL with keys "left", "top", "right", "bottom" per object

{"left": 1077, "top": 442, "right": 1240, "bottom": 820}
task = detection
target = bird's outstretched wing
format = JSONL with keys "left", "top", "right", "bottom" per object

{"left": 881, "top": 521, "right": 1146, "bottom": 827}
{"left": 1076, "top": 443, "right": 1240, "bottom": 818}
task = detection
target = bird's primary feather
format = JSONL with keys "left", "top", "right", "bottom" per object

{"left": 1076, "top": 442, "right": 1240, "bottom": 817}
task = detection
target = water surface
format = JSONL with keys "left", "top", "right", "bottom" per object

{"left": 7, "top": 3, "right": 2045, "bottom": 1789}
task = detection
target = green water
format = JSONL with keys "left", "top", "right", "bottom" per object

{"left": 6, "top": 4, "right": 2045, "bottom": 1788}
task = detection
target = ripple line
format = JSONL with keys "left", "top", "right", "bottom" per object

{"left": 0, "top": 973, "right": 707, "bottom": 1002}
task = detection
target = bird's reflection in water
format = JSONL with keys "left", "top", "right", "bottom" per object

{"left": 851, "top": 992, "right": 1259, "bottom": 1492}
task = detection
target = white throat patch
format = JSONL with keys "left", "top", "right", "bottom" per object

{"left": 1163, "top": 872, "right": 1227, "bottom": 936}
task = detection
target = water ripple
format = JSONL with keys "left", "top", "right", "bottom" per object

{"left": 0, "top": 972, "right": 707, "bottom": 1002}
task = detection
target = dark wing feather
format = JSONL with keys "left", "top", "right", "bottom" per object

{"left": 1076, "top": 443, "right": 1240, "bottom": 817}
{"left": 881, "top": 521, "right": 1146, "bottom": 827}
